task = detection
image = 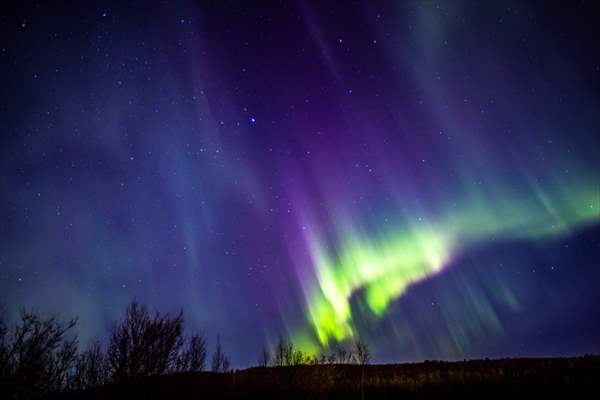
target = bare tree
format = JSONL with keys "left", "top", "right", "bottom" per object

{"left": 353, "top": 339, "right": 370, "bottom": 400}
{"left": 106, "top": 301, "right": 208, "bottom": 381}
{"left": 271, "top": 337, "right": 312, "bottom": 366}
{"left": 258, "top": 346, "right": 270, "bottom": 367}
{"left": 273, "top": 336, "right": 287, "bottom": 366}
{"left": 107, "top": 302, "right": 184, "bottom": 380}
{"left": 333, "top": 343, "right": 352, "bottom": 364}
{"left": 211, "top": 335, "right": 230, "bottom": 372}
{"left": 175, "top": 333, "right": 207, "bottom": 373}
{"left": 222, "top": 354, "right": 230, "bottom": 372}
{"left": 0, "top": 317, "right": 7, "bottom": 381}
{"left": 290, "top": 346, "right": 312, "bottom": 365}
{"left": 284, "top": 341, "right": 295, "bottom": 366}
{"left": 70, "top": 340, "right": 108, "bottom": 392}
{"left": 316, "top": 353, "right": 329, "bottom": 365}
{"left": 326, "top": 352, "right": 337, "bottom": 364}
{"left": 185, "top": 333, "right": 207, "bottom": 372}
{"left": 353, "top": 339, "right": 371, "bottom": 365}
{"left": 0, "top": 310, "right": 78, "bottom": 398}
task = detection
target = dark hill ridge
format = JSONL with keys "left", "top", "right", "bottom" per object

{"left": 69, "top": 356, "right": 600, "bottom": 399}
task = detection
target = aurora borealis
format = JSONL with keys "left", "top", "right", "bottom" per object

{"left": 299, "top": 179, "right": 598, "bottom": 347}
{"left": 1, "top": 1, "right": 599, "bottom": 367}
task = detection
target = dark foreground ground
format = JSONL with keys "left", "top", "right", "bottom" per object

{"left": 65, "top": 356, "right": 600, "bottom": 399}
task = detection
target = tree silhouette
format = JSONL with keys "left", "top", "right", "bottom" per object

{"left": 272, "top": 336, "right": 312, "bottom": 366}
{"left": 353, "top": 339, "right": 371, "bottom": 365}
{"left": 178, "top": 333, "right": 207, "bottom": 373}
{"left": 258, "top": 346, "right": 270, "bottom": 367}
{"left": 211, "top": 335, "right": 230, "bottom": 372}
{"left": 274, "top": 336, "right": 287, "bottom": 366}
{"left": 333, "top": 343, "right": 351, "bottom": 364}
{"left": 106, "top": 301, "right": 206, "bottom": 381}
{"left": 70, "top": 340, "right": 108, "bottom": 392}
{"left": 0, "top": 310, "right": 78, "bottom": 398}
{"left": 352, "top": 339, "right": 370, "bottom": 400}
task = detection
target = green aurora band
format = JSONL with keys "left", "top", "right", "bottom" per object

{"left": 299, "top": 179, "right": 599, "bottom": 348}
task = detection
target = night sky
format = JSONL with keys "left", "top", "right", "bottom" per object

{"left": 1, "top": 1, "right": 599, "bottom": 367}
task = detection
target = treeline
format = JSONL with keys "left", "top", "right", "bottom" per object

{"left": 0, "top": 301, "right": 369, "bottom": 399}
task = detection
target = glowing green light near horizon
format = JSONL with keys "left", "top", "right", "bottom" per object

{"left": 303, "top": 181, "right": 599, "bottom": 346}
